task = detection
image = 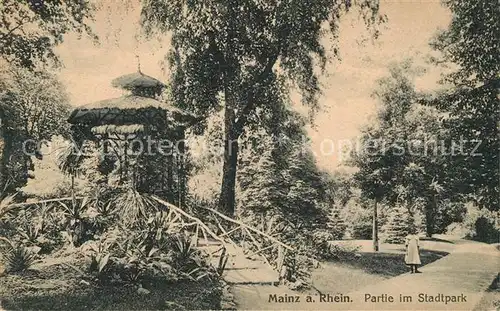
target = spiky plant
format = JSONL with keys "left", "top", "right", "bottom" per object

{"left": 56, "top": 142, "right": 85, "bottom": 200}
{"left": 173, "top": 232, "right": 200, "bottom": 272}
{"left": 58, "top": 197, "right": 91, "bottom": 246}
{"left": 0, "top": 237, "right": 36, "bottom": 273}
{"left": 113, "top": 188, "right": 157, "bottom": 227}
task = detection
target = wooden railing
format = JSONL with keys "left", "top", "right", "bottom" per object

{"left": 150, "top": 196, "right": 295, "bottom": 282}
{"left": 0, "top": 197, "right": 83, "bottom": 218}
{"left": 4, "top": 196, "right": 82, "bottom": 209}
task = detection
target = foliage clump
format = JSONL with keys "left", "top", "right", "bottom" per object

{"left": 446, "top": 203, "right": 500, "bottom": 244}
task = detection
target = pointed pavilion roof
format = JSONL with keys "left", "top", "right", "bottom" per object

{"left": 111, "top": 71, "right": 166, "bottom": 91}
{"left": 67, "top": 71, "right": 199, "bottom": 127}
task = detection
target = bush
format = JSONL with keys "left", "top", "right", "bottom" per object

{"left": 446, "top": 202, "right": 500, "bottom": 243}
{"left": 343, "top": 202, "right": 372, "bottom": 239}
{"left": 474, "top": 217, "right": 499, "bottom": 243}
{"left": 434, "top": 199, "right": 467, "bottom": 234}
{"left": 310, "top": 229, "right": 361, "bottom": 261}
{"left": 311, "top": 229, "right": 333, "bottom": 259}
{"left": 446, "top": 222, "right": 470, "bottom": 237}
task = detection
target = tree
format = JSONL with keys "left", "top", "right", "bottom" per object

{"left": 0, "top": 65, "right": 71, "bottom": 193}
{"left": 382, "top": 203, "right": 415, "bottom": 244}
{"left": 429, "top": 0, "right": 499, "bottom": 211}
{"left": 141, "top": 0, "right": 383, "bottom": 215}
{"left": 0, "top": 0, "right": 95, "bottom": 195}
{"left": 350, "top": 63, "right": 413, "bottom": 249}
{"left": 238, "top": 106, "right": 328, "bottom": 226}
{"left": 0, "top": 0, "right": 95, "bottom": 69}
{"left": 326, "top": 203, "right": 346, "bottom": 240}
{"left": 238, "top": 149, "right": 285, "bottom": 214}
{"left": 350, "top": 60, "right": 449, "bottom": 245}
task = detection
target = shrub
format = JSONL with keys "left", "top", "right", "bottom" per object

{"left": 326, "top": 204, "right": 347, "bottom": 240}
{"left": 434, "top": 199, "right": 467, "bottom": 234}
{"left": 311, "top": 228, "right": 361, "bottom": 261}
{"left": 473, "top": 217, "right": 499, "bottom": 243}
{"left": 344, "top": 204, "right": 372, "bottom": 239}
{"left": 446, "top": 222, "right": 471, "bottom": 238}
{"left": 311, "top": 229, "right": 333, "bottom": 259}
{"left": 448, "top": 202, "right": 500, "bottom": 243}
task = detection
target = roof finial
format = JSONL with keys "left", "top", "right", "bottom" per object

{"left": 135, "top": 54, "right": 141, "bottom": 73}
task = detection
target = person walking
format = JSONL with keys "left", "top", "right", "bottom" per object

{"left": 405, "top": 233, "right": 421, "bottom": 273}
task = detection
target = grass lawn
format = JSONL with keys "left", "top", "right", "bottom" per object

{"left": 311, "top": 239, "right": 451, "bottom": 294}
{"left": 0, "top": 259, "right": 222, "bottom": 310}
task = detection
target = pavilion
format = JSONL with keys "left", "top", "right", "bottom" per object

{"left": 67, "top": 68, "right": 198, "bottom": 206}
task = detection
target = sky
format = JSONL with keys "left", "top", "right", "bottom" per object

{"left": 54, "top": 0, "right": 451, "bottom": 172}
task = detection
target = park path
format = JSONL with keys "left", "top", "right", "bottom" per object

{"left": 230, "top": 238, "right": 499, "bottom": 311}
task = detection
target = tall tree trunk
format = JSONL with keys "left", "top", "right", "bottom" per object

{"left": 166, "top": 153, "right": 174, "bottom": 203}
{"left": 425, "top": 195, "right": 436, "bottom": 238}
{"left": 219, "top": 104, "right": 239, "bottom": 216}
{"left": 71, "top": 174, "right": 76, "bottom": 207}
{"left": 373, "top": 199, "right": 379, "bottom": 252}
{"left": 0, "top": 112, "right": 6, "bottom": 195}
{"left": 177, "top": 130, "right": 186, "bottom": 208}
{"left": 0, "top": 114, "right": 13, "bottom": 196}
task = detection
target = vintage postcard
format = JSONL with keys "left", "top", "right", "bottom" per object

{"left": 0, "top": 0, "right": 498, "bottom": 310}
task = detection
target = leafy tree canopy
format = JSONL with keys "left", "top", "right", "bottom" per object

{"left": 0, "top": 0, "right": 96, "bottom": 69}
{"left": 430, "top": 0, "right": 499, "bottom": 85}
{"left": 429, "top": 0, "right": 499, "bottom": 210}
{"left": 0, "top": 65, "right": 71, "bottom": 142}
